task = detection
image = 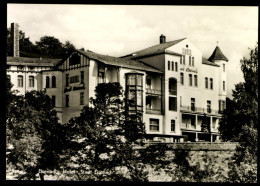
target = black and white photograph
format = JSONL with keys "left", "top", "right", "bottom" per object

{"left": 6, "top": 3, "right": 258, "bottom": 182}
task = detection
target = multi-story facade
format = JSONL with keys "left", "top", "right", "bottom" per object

{"left": 7, "top": 34, "right": 228, "bottom": 143}
{"left": 122, "top": 35, "right": 228, "bottom": 142}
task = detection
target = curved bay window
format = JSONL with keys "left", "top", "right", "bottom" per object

{"left": 126, "top": 73, "right": 143, "bottom": 114}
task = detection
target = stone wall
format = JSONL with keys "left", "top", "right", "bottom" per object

{"left": 138, "top": 142, "right": 238, "bottom": 182}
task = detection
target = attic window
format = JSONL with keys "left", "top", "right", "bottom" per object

{"left": 69, "top": 53, "right": 81, "bottom": 66}
{"left": 186, "top": 45, "right": 189, "bottom": 48}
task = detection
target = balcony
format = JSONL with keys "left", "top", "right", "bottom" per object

{"left": 180, "top": 105, "right": 219, "bottom": 115}
{"left": 169, "top": 89, "right": 177, "bottom": 96}
{"left": 146, "top": 108, "right": 162, "bottom": 115}
{"left": 146, "top": 88, "right": 162, "bottom": 96}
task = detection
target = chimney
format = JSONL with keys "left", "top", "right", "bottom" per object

{"left": 160, "top": 34, "right": 166, "bottom": 44}
{"left": 11, "top": 23, "right": 20, "bottom": 57}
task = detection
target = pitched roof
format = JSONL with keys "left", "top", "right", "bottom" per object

{"left": 202, "top": 57, "right": 220, "bottom": 67}
{"left": 7, "top": 56, "right": 62, "bottom": 66}
{"left": 208, "top": 46, "right": 228, "bottom": 62}
{"left": 76, "top": 50, "right": 162, "bottom": 73}
{"left": 121, "top": 38, "right": 186, "bottom": 59}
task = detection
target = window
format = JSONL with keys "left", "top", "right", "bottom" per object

{"left": 189, "top": 74, "right": 192, "bottom": 86}
{"left": 175, "top": 62, "right": 178, "bottom": 72}
{"left": 171, "top": 62, "right": 174, "bottom": 71}
{"left": 146, "top": 97, "right": 151, "bottom": 109}
{"left": 210, "top": 78, "right": 213, "bottom": 90}
{"left": 146, "top": 78, "right": 151, "bottom": 89}
{"left": 96, "top": 72, "right": 104, "bottom": 84}
{"left": 70, "top": 75, "right": 79, "bottom": 84}
{"left": 80, "top": 71, "right": 84, "bottom": 84}
{"left": 180, "top": 73, "right": 184, "bottom": 85}
{"left": 29, "top": 76, "right": 34, "bottom": 87}
{"left": 171, "top": 120, "right": 175, "bottom": 132}
{"left": 168, "top": 61, "right": 170, "bottom": 70}
{"left": 223, "top": 81, "right": 225, "bottom": 91}
{"left": 129, "top": 75, "right": 136, "bottom": 85}
{"left": 223, "top": 64, "right": 225, "bottom": 72}
{"left": 136, "top": 91, "right": 142, "bottom": 106}
{"left": 180, "top": 56, "right": 182, "bottom": 64}
{"left": 137, "top": 75, "right": 142, "bottom": 86}
{"left": 191, "top": 98, "right": 195, "bottom": 111}
{"left": 18, "top": 75, "right": 23, "bottom": 87}
{"left": 169, "top": 97, "right": 177, "bottom": 111}
{"left": 52, "top": 96, "right": 56, "bottom": 107}
{"left": 219, "top": 100, "right": 226, "bottom": 113}
{"left": 150, "top": 119, "right": 159, "bottom": 131}
{"left": 80, "top": 92, "right": 84, "bottom": 105}
{"left": 207, "top": 100, "right": 211, "bottom": 113}
{"left": 66, "top": 95, "right": 69, "bottom": 107}
{"left": 189, "top": 56, "right": 191, "bottom": 66}
{"left": 183, "top": 55, "right": 185, "bottom": 65}
{"left": 66, "top": 74, "right": 69, "bottom": 87}
{"left": 194, "top": 75, "right": 198, "bottom": 87}
{"left": 69, "top": 53, "right": 81, "bottom": 66}
{"left": 205, "top": 77, "right": 208, "bottom": 89}
{"left": 192, "top": 57, "right": 194, "bottom": 66}
{"left": 46, "top": 76, "right": 50, "bottom": 88}
{"left": 169, "top": 78, "right": 177, "bottom": 95}
{"left": 52, "top": 76, "right": 56, "bottom": 88}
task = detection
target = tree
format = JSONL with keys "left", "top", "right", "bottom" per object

{"left": 201, "top": 113, "right": 210, "bottom": 133}
{"left": 36, "top": 36, "right": 63, "bottom": 58}
{"left": 7, "top": 24, "right": 77, "bottom": 59}
{"left": 61, "top": 41, "right": 76, "bottom": 59}
{"left": 6, "top": 89, "right": 66, "bottom": 180}
{"left": 61, "top": 82, "right": 168, "bottom": 181}
{"left": 219, "top": 43, "right": 258, "bottom": 182}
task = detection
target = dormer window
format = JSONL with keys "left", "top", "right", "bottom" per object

{"left": 29, "top": 66, "right": 35, "bottom": 71}
{"left": 17, "top": 66, "right": 24, "bottom": 70}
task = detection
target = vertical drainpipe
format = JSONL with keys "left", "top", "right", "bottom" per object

{"left": 24, "top": 65, "right": 27, "bottom": 94}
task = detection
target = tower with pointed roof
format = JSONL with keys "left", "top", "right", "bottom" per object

{"left": 208, "top": 45, "right": 228, "bottom": 115}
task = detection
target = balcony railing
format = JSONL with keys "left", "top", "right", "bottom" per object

{"left": 181, "top": 123, "right": 196, "bottom": 129}
{"left": 146, "top": 88, "right": 162, "bottom": 95}
{"left": 169, "top": 89, "right": 177, "bottom": 96}
{"left": 146, "top": 108, "right": 162, "bottom": 115}
{"left": 180, "top": 105, "right": 219, "bottom": 115}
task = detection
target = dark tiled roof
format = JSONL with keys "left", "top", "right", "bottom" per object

{"left": 7, "top": 56, "right": 62, "bottom": 66}
{"left": 121, "top": 38, "right": 186, "bottom": 59}
{"left": 76, "top": 50, "right": 162, "bottom": 73}
{"left": 202, "top": 57, "right": 220, "bottom": 67}
{"left": 208, "top": 46, "right": 228, "bottom": 62}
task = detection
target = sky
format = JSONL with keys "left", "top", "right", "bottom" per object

{"left": 7, "top": 4, "right": 258, "bottom": 98}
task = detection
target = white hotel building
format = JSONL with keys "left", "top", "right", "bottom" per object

{"left": 7, "top": 33, "right": 228, "bottom": 142}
